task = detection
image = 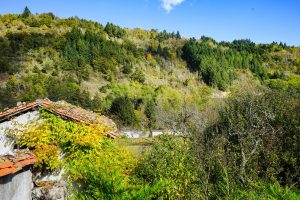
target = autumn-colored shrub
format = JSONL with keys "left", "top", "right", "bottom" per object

{"left": 10, "top": 112, "right": 156, "bottom": 198}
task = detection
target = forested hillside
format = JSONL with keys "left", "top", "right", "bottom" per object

{"left": 1, "top": 8, "right": 299, "bottom": 128}
{"left": 1, "top": 8, "right": 300, "bottom": 199}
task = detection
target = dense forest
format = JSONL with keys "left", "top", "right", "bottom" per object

{"left": 1, "top": 7, "right": 300, "bottom": 199}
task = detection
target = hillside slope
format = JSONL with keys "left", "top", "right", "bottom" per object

{"left": 0, "top": 9, "right": 299, "bottom": 129}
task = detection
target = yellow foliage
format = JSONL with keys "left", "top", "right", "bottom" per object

{"left": 16, "top": 124, "right": 54, "bottom": 148}
{"left": 40, "top": 24, "right": 48, "bottom": 30}
{"left": 33, "top": 144, "right": 61, "bottom": 171}
{"left": 146, "top": 53, "right": 153, "bottom": 60}
{"left": 11, "top": 112, "right": 117, "bottom": 172}
{"left": 9, "top": 110, "right": 137, "bottom": 193}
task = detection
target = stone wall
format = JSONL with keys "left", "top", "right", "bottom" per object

{"left": 0, "top": 111, "right": 40, "bottom": 156}
{"left": 32, "top": 180, "right": 68, "bottom": 200}
{"left": 0, "top": 167, "right": 33, "bottom": 200}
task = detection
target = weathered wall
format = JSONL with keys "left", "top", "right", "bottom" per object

{"left": 0, "top": 111, "right": 40, "bottom": 155}
{"left": 32, "top": 180, "right": 68, "bottom": 200}
{"left": 0, "top": 168, "right": 33, "bottom": 200}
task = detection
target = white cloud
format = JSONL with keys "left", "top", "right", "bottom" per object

{"left": 161, "top": 0, "right": 185, "bottom": 12}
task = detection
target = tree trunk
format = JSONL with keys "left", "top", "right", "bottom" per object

{"left": 240, "top": 143, "right": 248, "bottom": 184}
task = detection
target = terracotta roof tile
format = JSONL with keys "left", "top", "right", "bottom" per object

{"left": 0, "top": 99, "right": 119, "bottom": 138}
{"left": 0, "top": 167, "right": 16, "bottom": 177}
{"left": 0, "top": 150, "right": 36, "bottom": 177}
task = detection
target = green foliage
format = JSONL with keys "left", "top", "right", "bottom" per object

{"left": 22, "top": 6, "right": 31, "bottom": 18}
{"left": 231, "top": 39, "right": 256, "bottom": 53}
{"left": 130, "top": 68, "right": 146, "bottom": 83}
{"left": 156, "top": 30, "right": 181, "bottom": 42}
{"left": 92, "top": 56, "right": 117, "bottom": 80}
{"left": 1, "top": 11, "right": 300, "bottom": 198}
{"left": 110, "top": 96, "right": 138, "bottom": 126}
{"left": 11, "top": 112, "right": 109, "bottom": 171}
{"left": 237, "top": 182, "right": 300, "bottom": 200}
{"left": 122, "top": 64, "right": 133, "bottom": 74}
{"left": 0, "top": 10, "right": 298, "bottom": 112}
{"left": 70, "top": 148, "right": 163, "bottom": 200}
{"left": 182, "top": 38, "right": 267, "bottom": 90}
{"left": 145, "top": 98, "right": 156, "bottom": 129}
{"left": 266, "top": 75, "right": 300, "bottom": 93}
{"left": 104, "top": 22, "right": 126, "bottom": 38}
{"left": 10, "top": 112, "right": 162, "bottom": 199}
{"left": 135, "top": 135, "right": 200, "bottom": 199}
{"left": 62, "top": 27, "right": 138, "bottom": 80}
{"left": 0, "top": 74, "right": 94, "bottom": 109}
{"left": 147, "top": 43, "right": 173, "bottom": 59}
{"left": 201, "top": 87, "right": 300, "bottom": 189}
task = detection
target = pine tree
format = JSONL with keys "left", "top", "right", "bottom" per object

{"left": 176, "top": 31, "right": 181, "bottom": 39}
{"left": 22, "top": 6, "right": 31, "bottom": 18}
{"left": 111, "top": 96, "right": 137, "bottom": 126}
{"left": 145, "top": 99, "right": 156, "bottom": 129}
{"left": 145, "top": 98, "right": 156, "bottom": 134}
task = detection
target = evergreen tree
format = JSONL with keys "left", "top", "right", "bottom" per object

{"left": 176, "top": 31, "right": 181, "bottom": 39}
{"left": 145, "top": 98, "right": 156, "bottom": 130}
{"left": 22, "top": 6, "right": 31, "bottom": 18}
{"left": 111, "top": 96, "right": 138, "bottom": 126}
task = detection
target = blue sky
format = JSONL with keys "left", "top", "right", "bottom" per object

{"left": 0, "top": 0, "right": 299, "bottom": 45}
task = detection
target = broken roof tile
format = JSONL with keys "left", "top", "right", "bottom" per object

{"left": 0, "top": 149, "right": 36, "bottom": 177}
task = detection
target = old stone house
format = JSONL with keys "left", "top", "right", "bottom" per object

{"left": 0, "top": 99, "right": 119, "bottom": 200}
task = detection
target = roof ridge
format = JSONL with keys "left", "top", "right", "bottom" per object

{"left": 0, "top": 99, "right": 119, "bottom": 138}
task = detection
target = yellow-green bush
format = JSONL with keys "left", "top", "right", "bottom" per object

{"left": 10, "top": 111, "right": 161, "bottom": 199}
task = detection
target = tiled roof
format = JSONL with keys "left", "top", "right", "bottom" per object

{"left": 0, "top": 99, "right": 119, "bottom": 138}
{"left": 0, "top": 149, "right": 36, "bottom": 177}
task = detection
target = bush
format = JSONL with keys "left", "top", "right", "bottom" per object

{"left": 110, "top": 96, "right": 138, "bottom": 126}
{"left": 237, "top": 182, "right": 300, "bottom": 200}
{"left": 135, "top": 135, "right": 200, "bottom": 199}
{"left": 122, "top": 64, "right": 133, "bottom": 74}
{"left": 9, "top": 112, "right": 162, "bottom": 199}
{"left": 130, "top": 69, "right": 145, "bottom": 83}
